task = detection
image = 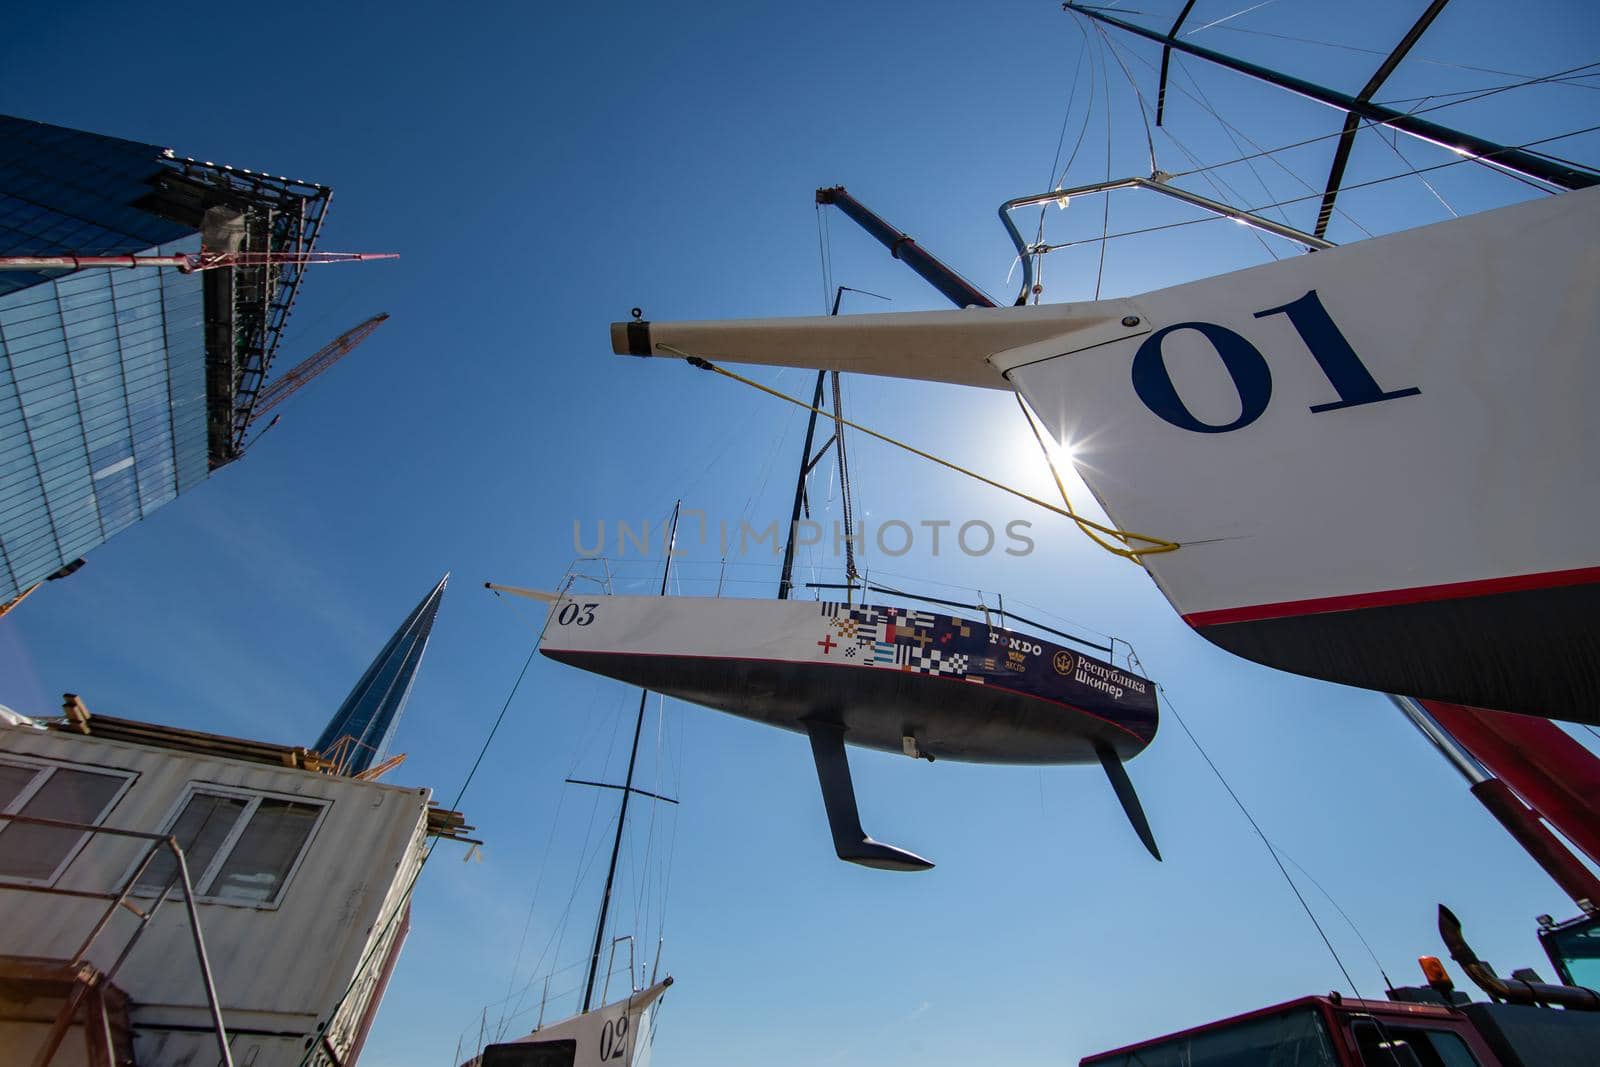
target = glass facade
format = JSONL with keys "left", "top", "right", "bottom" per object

{"left": 0, "top": 114, "right": 330, "bottom": 602}
{"left": 314, "top": 576, "right": 448, "bottom": 774}
{"left": 0, "top": 236, "right": 208, "bottom": 599}
{"left": 0, "top": 116, "right": 189, "bottom": 298}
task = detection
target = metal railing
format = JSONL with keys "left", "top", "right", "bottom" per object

{"left": 0, "top": 813, "right": 233, "bottom": 1067}
{"left": 999, "top": 174, "right": 1335, "bottom": 306}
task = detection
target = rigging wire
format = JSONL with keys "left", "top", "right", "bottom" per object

{"left": 657, "top": 344, "right": 1179, "bottom": 560}
{"left": 1271, "top": 842, "right": 1397, "bottom": 991}
{"left": 493, "top": 784, "right": 573, "bottom": 1039}
{"left": 1207, "top": 58, "right": 1600, "bottom": 175}
{"left": 738, "top": 393, "right": 799, "bottom": 525}
{"left": 860, "top": 564, "right": 1118, "bottom": 646}
{"left": 1243, "top": 123, "right": 1600, "bottom": 207}
{"left": 1126, "top": 648, "right": 1366, "bottom": 999}
{"left": 1033, "top": 17, "right": 1096, "bottom": 302}
{"left": 295, "top": 640, "right": 548, "bottom": 1067}
{"left": 1142, "top": 44, "right": 1375, "bottom": 238}
{"left": 479, "top": 580, "right": 683, "bottom": 1040}
{"left": 1382, "top": 70, "right": 1600, "bottom": 109}
{"left": 1211, "top": 24, "right": 1600, "bottom": 85}
{"left": 1092, "top": 22, "right": 1158, "bottom": 177}
{"left": 1167, "top": 53, "right": 1295, "bottom": 238}
{"left": 1033, "top": 122, "right": 1600, "bottom": 253}
{"left": 830, "top": 370, "right": 859, "bottom": 584}
{"left": 531, "top": 798, "right": 619, "bottom": 1014}
{"left": 1094, "top": 29, "right": 1115, "bottom": 299}
{"left": 815, "top": 203, "right": 834, "bottom": 313}
{"left": 1045, "top": 19, "right": 1094, "bottom": 186}
{"left": 1057, "top": 25, "right": 1104, "bottom": 191}
{"left": 1379, "top": 123, "right": 1459, "bottom": 219}
{"left": 1099, "top": 27, "right": 1290, "bottom": 260}
{"left": 1182, "top": 0, "right": 1280, "bottom": 38}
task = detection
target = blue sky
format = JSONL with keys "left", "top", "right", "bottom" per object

{"left": 3, "top": 2, "right": 1599, "bottom": 1064}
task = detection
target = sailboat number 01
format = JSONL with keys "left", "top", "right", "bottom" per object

{"left": 558, "top": 603, "right": 598, "bottom": 626}
{"left": 1129, "top": 289, "right": 1420, "bottom": 434}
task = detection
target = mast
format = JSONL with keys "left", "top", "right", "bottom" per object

{"left": 1061, "top": 3, "right": 1599, "bottom": 194}
{"left": 777, "top": 288, "right": 855, "bottom": 600}
{"left": 777, "top": 377, "right": 828, "bottom": 599}
{"left": 777, "top": 285, "right": 844, "bottom": 600}
{"left": 580, "top": 501, "right": 681, "bottom": 1013}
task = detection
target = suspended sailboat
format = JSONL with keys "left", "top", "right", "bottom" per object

{"left": 536, "top": 591, "right": 1160, "bottom": 870}
{"left": 605, "top": 10, "right": 1600, "bottom": 726}
{"left": 501, "top": 304, "right": 1164, "bottom": 870}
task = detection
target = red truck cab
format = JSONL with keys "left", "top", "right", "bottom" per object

{"left": 1079, "top": 992, "right": 1598, "bottom": 1067}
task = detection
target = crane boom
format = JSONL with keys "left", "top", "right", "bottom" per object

{"left": 0, "top": 250, "right": 397, "bottom": 272}
{"left": 250, "top": 313, "right": 389, "bottom": 423}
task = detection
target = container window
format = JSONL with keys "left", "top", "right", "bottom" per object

{"left": 135, "top": 792, "right": 249, "bottom": 895}
{"left": 0, "top": 757, "right": 133, "bottom": 884}
{"left": 208, "top": 798, "right": 323, "bottom": 904}
{"left": 135, "top": 785, "right": 327, "bottom": 906}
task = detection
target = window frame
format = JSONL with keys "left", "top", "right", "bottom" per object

{"left": 129, "top": 781, "right": 330, "bottom": 910}
{"left": 1347, "top": 1018, "right": 1486, "bottom": 1067}
{"left": 0, "top": 754, "right": 137, "bottom": 888}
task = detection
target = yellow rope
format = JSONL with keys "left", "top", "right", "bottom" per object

{"left": 656, "top": 344, "right": 1179, "bottom": 561}
{"left": 1012, "top": 393, "right": 1177, "bottom": 561}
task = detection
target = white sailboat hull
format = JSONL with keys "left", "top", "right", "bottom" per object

{"left": 616, "top": 187, "right": 1600, "bottom": 722}
{"left": 539, "top": 594, "right": 1157, "bottom": 763}
{"left": 477, "top": 978, "right": 671, "bottom": 1067}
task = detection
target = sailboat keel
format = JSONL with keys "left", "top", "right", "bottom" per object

{"left": 1095, "top": 741, "right": 1161, "bottom": 861}
{"left": 806, "top": 720, "right": 934, "bottom": 872}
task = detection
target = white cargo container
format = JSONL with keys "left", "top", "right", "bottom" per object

{"left": 0, "top": 707, "right": 443, "bottom": 1067}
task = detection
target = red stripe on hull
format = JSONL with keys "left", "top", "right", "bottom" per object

{"left": 1183, "top": 565, "right": 1600, "bottom": 628}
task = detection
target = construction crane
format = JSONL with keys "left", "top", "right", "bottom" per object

{"left": 250, "top": 313, "right": 389, "bottom": 424}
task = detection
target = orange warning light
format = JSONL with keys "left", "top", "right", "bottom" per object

{"left": 1419, "top": 956, "right": 1452, "bottom": 987}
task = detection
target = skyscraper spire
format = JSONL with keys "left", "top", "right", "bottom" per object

{"left": 315, "top": 574, "right": 448, "bottom": 775}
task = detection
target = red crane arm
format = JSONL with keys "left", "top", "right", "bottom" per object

{"left": 251, "top": 313, "right": 389, "bottom": 422}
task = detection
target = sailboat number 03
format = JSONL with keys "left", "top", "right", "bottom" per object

{"left": 557, "top": 603, "right": 598, "bottom": 626}
{"left": 1129, "top": 289, "right": 1420, "bottom": 434}
{"left": 599, "top": 1015, "right": 629, "bottom": 1060}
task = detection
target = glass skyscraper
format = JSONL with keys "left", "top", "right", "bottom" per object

{"left": 314, "top": 575, "right": 449, "bottom": 776}
{"left": 0, "top": 114, "right": 330, "bottom": 605}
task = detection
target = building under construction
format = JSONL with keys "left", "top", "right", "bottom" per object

{"left": 0, "top": 114, "right": 366, "bottom": 609}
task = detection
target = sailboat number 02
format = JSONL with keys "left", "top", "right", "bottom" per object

{"left": 557, "top": 603, "right": 598, "bottom": 626}
{"left": 599, "top": 1015, "right": 629, "bottom": 1060}
{"left": 1130, "top": 289, "right": 1420, "bottom": 434}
